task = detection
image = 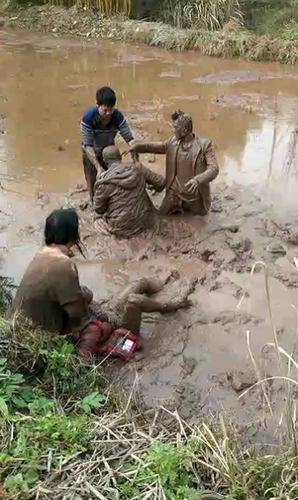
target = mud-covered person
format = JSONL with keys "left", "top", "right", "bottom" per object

{"left": 93, "top": 145, "right": 166, "bottom": 238}
{"left": 12, "top": 208, "right": 115, "bottom": 356}
{"left": 128, "top": 110, "right": 219, "bottom": 216}
{"left": 81, "top": 86, "right": 134, "bottom": 202}
{"left": 13, "top": 209, "right": 94, "bottom": 336}
{"left": 12, "top": 208, "right": 193, "bottom": 358}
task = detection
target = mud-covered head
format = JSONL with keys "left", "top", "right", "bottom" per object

{"left": 45, "top": 208, "right": 85, "bottom": 257}
{"left": 103, "top": 146, "right": 122, "bottom": 167}
{"left": 171, "top": 110, "right": 193, "bottom": 140}
{"left": 96, "top": 86, "right": 116, "bottom": 123}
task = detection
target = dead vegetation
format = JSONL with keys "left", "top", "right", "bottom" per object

{"left": 2, "top": 267, "right": 298, "bottom": 499}
{"left": 3, "top": 4, "right": 298, "bottom": 64}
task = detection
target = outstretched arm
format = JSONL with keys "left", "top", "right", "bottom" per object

{"left": 81, "top": 113, "right": 103, "bottom": 172}
{"left": 128, "top": 137, "right": 171, "bottom": 155}
{"left": 118, "top": 115, "right": 134, "bottom": 146}
{"left": 142, "top": 165, "right": 166, "bottom": 193}
{"left": 85, "top": 146, "right": 103, "bottom": 172}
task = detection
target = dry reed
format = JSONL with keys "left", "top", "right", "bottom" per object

{"left": 6, "top": 5, "right": 298, "bottom": 65}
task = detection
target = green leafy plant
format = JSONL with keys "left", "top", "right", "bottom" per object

{"left": 4, "top": 470, "right": 38, "bottom": 494}
{"left": 120, "top": 443, "right": 199, "bottom": 499}
{"left": 81, "top": 391, "right": 106, "bottom": 414}
{"left": 40, "top": 341, "right": 75, "bottom": 380}
{"left": 0, "top": 358, "right": 26, "bottom": 415}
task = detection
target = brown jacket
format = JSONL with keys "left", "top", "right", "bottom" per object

{"left": 133, "top": 135, "right": 219, "bottom": 212}
{"left": 94, "top": 161, "right": 166, "bottom": 238}
{"left": 13, "top": 246, "right": 88, "bottom": 334}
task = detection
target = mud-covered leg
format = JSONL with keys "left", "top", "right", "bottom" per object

{"left": 118, "top": 277, "right": 164, "bottom": 300}
{"left": 184, "top": 197, "right": 208, "bottom": 216}
{"left": 121, "top": 275, "right": 197, "bottom": 335}
{"left": 129, "top": 275, "right": 198, "bottom": 313}
{"left": 159, "top": 188, "right": 183, "bottom": 215}
{"left": 118, "top": 278, "right": 164, "bottom": 335}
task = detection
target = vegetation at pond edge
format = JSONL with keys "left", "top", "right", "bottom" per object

{"left": 0, "top": 273, "right": 298, "bottom": 499}
{"left": 2, "top": 0, "right": 298, "bottom": 64}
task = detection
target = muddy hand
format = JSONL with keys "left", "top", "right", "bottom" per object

{"left": 147, "top": 185, "right": 156, "bottom": 194}
{"left": 185, "top": 178, "right": 199, "bottom": 195}
{"left": 122, "top": 142, "right": 136, "bottom": 157}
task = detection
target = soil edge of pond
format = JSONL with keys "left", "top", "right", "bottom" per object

{"left": 2, "top": 3, "right": 298, "bottom": 65}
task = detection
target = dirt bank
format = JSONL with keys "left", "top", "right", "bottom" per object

{"left": 3, "top": 3, "right": 298, "bottom": 64}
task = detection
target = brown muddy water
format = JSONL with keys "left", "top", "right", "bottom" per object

{"left": 2, "top": 27, "right": 298, "bottom": 441}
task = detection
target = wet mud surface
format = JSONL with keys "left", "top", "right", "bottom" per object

{"left": 2, "top": 28, "right": 298, "bottom": 441}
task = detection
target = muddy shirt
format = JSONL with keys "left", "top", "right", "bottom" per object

{"left": 94, "top": 161, "right": 166, "bottom": 238}
{"left": 80, "top": 107, "right": 133, "bottom": 154}
{"left": 173, "top": 144, "right": 195, "bottom": 201}
{"left": 132, "top": 135, "right": 219, "bottom": 213}
{"left": 13, "top": 246, "right": 88, "bottom": 334}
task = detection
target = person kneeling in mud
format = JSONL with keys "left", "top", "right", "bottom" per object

{"left": 93, "top": 145, "right": 166, "bottom": 238}
{"left": 12, "top": 209, "right": 195, "bottom": 358}
{"left": 128, "top": 110, "right": 219, "bottom": 216}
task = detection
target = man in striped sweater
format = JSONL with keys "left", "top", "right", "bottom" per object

{"left": 80, "top": 87, "right": 134, "bottom": 202}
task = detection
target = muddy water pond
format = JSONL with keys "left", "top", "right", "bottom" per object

{"left": 2, "top": 28, "right": 298, "bottom": 438}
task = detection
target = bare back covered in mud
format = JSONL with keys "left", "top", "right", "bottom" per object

{"left": 3, "top": 29, "right": 298, "bottom": 442}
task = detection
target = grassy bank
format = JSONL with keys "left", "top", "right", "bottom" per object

{"left": 2, "top": 316, "right": 298, "bottom": 500}
{"left": 0, "top": 274, "right": 298, "bottom": 500}
{"left": 2, "top": 3, "right": 298, "bottom": 64}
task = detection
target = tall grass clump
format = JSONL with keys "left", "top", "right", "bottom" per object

{"left": 0, "top": 276, "right": 14, "bottom": 316}
{"left": 160, "top": 0, "right": 243, "bottom": 30}
{"left": 51, "top": 0, "right": 132, "bottom": 15}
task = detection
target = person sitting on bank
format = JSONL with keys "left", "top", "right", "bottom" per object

{"left": 128, "top": 110, "right": 219, "bottom": 216}
{"left": 93, "top": 145, "right": 166, "bottom": 238}
{"left": 12, "top": 209, "right": 195, "bottom": 358}
{"left": 81, "top": 86, "right": 135, "bottom": 202}
{"left": 13, "top": 209, "right": 92, "bottom": 340}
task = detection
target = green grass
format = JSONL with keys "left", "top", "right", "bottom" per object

{"left": 1, "top": 274, "right": 298, "bottom": 500}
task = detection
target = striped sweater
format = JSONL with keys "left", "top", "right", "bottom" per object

{"left": 80, "top": 107, "right": 133, "bottom": 154}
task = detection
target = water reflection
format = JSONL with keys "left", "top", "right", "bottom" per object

{"left": 1, "top": 28, "right": 298, "bottom": 196}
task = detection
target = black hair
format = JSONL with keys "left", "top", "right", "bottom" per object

{"left": 96, "top": 87, "right": 116, "bottom": 107}
{"left": 171, "top": 110, "right": 184, "bottom": 121}
{"left": 171, "top": 109, "right": 193, "bottom": 133}
{"left": 45, "top": 209, "right": 85, "bottom": 257}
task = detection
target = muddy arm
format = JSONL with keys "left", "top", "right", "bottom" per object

{"left": 51, "top": 260, "right": 89, "bottom": 334}
{"left": 85, "top": 146, "right": 103, "bottom": 172}
{"left": 141, "top": 165, "right": 166, "bottom": 192}
{"left": 195, "top": 143, "right": 219, "bottom": 185}
{"left": 132, "top": 138, "right": 170, "bottom": 155}
{"left": 93, "top": 183, "right": 112, "bottom": 215}
{"left": 118, "top": 116, "right": 134, "bottom": 144}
